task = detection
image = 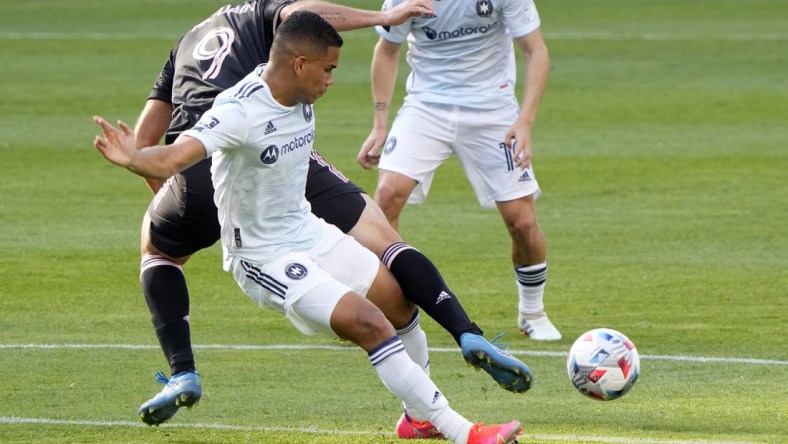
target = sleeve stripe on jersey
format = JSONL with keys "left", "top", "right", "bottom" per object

{"left": 234, "top": 82, "right": 265, "bottom": 99}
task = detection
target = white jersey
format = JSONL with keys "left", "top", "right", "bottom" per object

{"left": 376, "top": 0, "right": 541, "bottom": 109}
{"left": 184, "top": 64, "right": 321, "bottom": 269}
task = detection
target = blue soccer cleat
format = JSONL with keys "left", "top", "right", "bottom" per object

{"left": 460, "top": 333, "right": 533, "bottom": 393}
{"left": 138, "top": 371, "right": 202, "bottom": 426}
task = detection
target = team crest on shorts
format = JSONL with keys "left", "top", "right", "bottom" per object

{"left": 383, "top": 136, "right": 397, "bottom": 155}
{"left": 285, "top": 263, "right": 308, "bottom": 280}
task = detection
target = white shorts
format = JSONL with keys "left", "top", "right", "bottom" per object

{"left": 380, "top": 97, "right": 541, "bottom": 208}
{"left": 230, "top": 221, "right": 379, "bottom": 336}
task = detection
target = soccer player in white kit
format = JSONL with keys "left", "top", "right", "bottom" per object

{"left": 94, "top": 11, "right": 522, "bottom": 444}
{"left": 358, "top": 0, "right": 562, "bottom": 341}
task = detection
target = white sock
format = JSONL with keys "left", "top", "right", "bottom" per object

{"left": 396, "top": 312, "right": 431, "bottom": 421}
{"left": 515, "top": 262, "right": 547, "bottom": 315}
{"left": 370, "top": 337, "right": 473, "bottom": 443}
{"left": 396, "top": 311, "right": 430, "bottom": 374}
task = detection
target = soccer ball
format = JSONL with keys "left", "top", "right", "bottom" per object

{"left": 566, "top": 328, "right": 640, "bottom": 401}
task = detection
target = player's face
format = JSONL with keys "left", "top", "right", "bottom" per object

{"left": 298, "top": 46, "right": 339, "bottom": 104}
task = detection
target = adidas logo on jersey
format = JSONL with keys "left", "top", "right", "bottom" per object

{"left": 264, "top": 121, "right": 277, "bottom": 135}
{"left": 518, "top": 171, "right": 532, "bottom": 182}
{"left": 435, "top": 291, "right": 452, "bottom": 304}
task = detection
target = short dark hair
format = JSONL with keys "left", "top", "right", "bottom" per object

{"left": 276, "top": 10, "right": 343, "bottom": 54}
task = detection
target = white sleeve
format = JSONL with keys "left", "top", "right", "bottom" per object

{"left": 375, "top": 0, "right": 412, "bottom": 43}
{"left": 503, "top": 0, "right": 541, "bottom": 39}
{"left": 183, "top": 99, "right": 249, "bottom": 157}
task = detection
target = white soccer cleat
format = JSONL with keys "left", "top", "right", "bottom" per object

{"left": 518, "top": 313, "right": 562, "bottom": 340}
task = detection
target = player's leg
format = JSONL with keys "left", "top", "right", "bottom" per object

{"left": 268, "top": 240, "right": 521, "bottom": 444}
{"left": 330, "top": 289, "right": 522, "bottom": 444}
{"left": 140, "top": 213, "right": 193, "bottom": 377}
{"left": 366, "top": 208, "right": 532, "bottom": 395}
{"left": 349, "top": 194, "right": 483, "bottom": 344}
{"left": 454, "top": 106, "right": 560, "bottom": 341}
{"left": 308, "top": 152, "right": 481, "bottom": 344}
{"left": 373, "top": 170, "right": 417, "bottom": 230}
{"left": 138, "top": 159, "right": 221, "bottom": 425}
{"left": 308, "top": 151, "right": 532, "bottom": 395}
{"left": 496, "top": 196, "right": 559, "bottom": 340}
{"left": 308, "top": 224, "right": 442, "bottom": 430}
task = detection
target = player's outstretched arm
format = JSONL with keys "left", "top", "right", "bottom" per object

{"left": 93, "top": 116, "right": 205, "bottom": 180}
{"left": 287, "top": 0, "right": 433, "bottom": 31}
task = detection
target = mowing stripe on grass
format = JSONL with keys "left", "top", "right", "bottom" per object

{"left": 1, "top": 343, "right": 785, "bottom": 366}
{"left": 0, "top": 416, "right": 765, "bottom": 444}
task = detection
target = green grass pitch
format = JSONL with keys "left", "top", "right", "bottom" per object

{"left": 0, "top": 0, "right": 786, "bottom": 443}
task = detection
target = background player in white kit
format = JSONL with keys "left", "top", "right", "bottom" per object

{"left": 94, "top": 11, "right": 523, "bottom": 444}
{"left": 358, "top": 0, "right": 561, "bottom": 340}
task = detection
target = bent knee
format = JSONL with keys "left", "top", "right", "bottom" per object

{"left": 375, "top": 174, "right": 415, "bottom": 208}
{"left": 333, "top": 300, "right": 395, "bottom": 350}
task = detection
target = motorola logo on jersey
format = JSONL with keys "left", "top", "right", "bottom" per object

{"left": 285, "top": 263, "right": 308, "bottom": 280}
{"left": 303, "top": 104, "right": 313, "bottom": 122}
{"left": 476, "top": 0, "right": 494, "bottom": 17}
{"left": 260, "top": 145, "right": 279, "bottom": 164}
{"left": 421, "top": 20, "right": 499, "bottom": 41}
{"left": 193, "top": 116, "right": 220, "bottom": 132}
{"left": 423, "top": 26, "right": 438, "bottom": 40}
{"left": 260, "top": 130, "right": 315, "bottom": 164}
{"left": 280, "top": 129, "right": 315, "bottom": 155}
{"left": 383, "top": 136, "right": 397, "bottom": 155}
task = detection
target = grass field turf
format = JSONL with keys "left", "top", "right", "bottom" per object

{"left": 1, "top": 0, "right": 786, "bottom": 443}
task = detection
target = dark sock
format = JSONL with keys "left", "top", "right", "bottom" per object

{"left": 382, "top": 242, "right": 483, "bottom": 345}
{"left": 140, "top": 260, "right": 196, "bottom": 375}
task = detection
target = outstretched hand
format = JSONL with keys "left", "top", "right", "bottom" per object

{"left": 384, "top": 0, "right": 435, "bottom": 26}
{"left": 93, "top": 116, "right": 138, "bottom": 168}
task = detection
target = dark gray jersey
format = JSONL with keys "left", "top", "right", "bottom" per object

{"left": 149, "top": 0, "right": 293, "bottom": 140}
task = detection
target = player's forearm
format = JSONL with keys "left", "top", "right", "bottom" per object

{"left": 370, "top": 41, "right": 400, "bottom": 129}
{"left": 124, "top": 142, "right": 203, "bottom": 180}
{"left": 134, "top": 99, "right": 174, "bottom": 192}
{"left": 121, "top": 146, "right": 178, "bottom": 179}
{"left": 134, "top": 99, "right": 173, "bottom": 148}
{"left": 289, "top": 1, "right": 380, "bottom": 30}
{"left": 517, "top": 32, "right": 549, "bottom": 128}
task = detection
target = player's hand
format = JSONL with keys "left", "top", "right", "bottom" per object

{"left": 93, "top": 116, "right": 138, "bottom": 168}
{"left": 504, "top": 126, "right": 533, "bottom": 170}
{"left": 357, "top": 128, "right": 388, "bottom": 170}
{"left": 383, "top": 0, "right": 435, "bottom": 27}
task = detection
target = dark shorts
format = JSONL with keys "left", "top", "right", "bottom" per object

{"left": 148, "top": 150, "right": 367, "bottom": 258}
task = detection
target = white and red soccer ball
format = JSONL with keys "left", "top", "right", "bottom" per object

{"left": 567, "top": 328, "right": 640, "bottom": 401}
